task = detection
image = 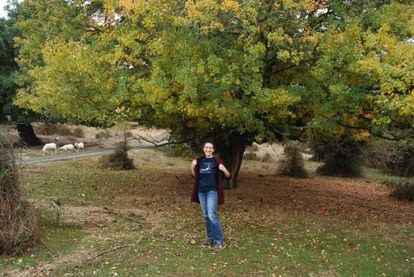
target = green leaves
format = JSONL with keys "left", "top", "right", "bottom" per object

{"left": 11, "top": 0, "right": 414, "bottom": 142}
{"left": 16, "top": 40, "right": 120, "bottom": 126}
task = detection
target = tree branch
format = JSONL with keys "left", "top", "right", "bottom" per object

{"left": 127, "top": 134, "right": 170, "bottom": 147}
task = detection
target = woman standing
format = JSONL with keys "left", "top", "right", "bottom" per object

{"left": 191, "top": 141, "right": 231, "bottom": 252}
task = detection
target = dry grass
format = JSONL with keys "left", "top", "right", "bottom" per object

{"left": 0, "top": 137, "right": 40, "bottom": 256}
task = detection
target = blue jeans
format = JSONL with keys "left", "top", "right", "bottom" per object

{"left": 198, "top": 190, "right": 224, "bottom": 245}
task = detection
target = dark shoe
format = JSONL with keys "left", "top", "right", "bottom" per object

{"left": 213, "top": 243, "right": 226, "bottom": 252}
{"left": 201, "top": 239, "right": 214, "bottom": 246}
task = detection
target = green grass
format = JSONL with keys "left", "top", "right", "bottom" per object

{"left": 50, "top": 220, "right": 413, "bottom": 276}
{"left": 365, "top": 168, "right": 413, "bottom": 185}
{"left": 1, "top": 149, "right": 413, "bottom": 276}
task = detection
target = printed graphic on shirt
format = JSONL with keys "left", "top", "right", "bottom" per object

{"left": 200, "top": 162, "right": 213, "bottom": 174}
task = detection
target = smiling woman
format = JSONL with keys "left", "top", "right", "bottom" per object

{"left": 190, "top": 141, "right": 231, "bottom": 252}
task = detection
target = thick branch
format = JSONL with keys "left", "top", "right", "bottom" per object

{"left": 127, "top": 134, "right": 190, "bottom": 147}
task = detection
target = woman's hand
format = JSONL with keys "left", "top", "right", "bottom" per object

{"left": 190, "top": 159, "right": 197, "bottom": 177}
{"left": 218, "top": 164, "right": 231, "bottom": 179}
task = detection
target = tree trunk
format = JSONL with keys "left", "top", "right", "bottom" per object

{"left": 216, "top": 134, "right": 246, "bottom": 189}
{"left": 16, "top": 123, "right": 41, "bottom": 146}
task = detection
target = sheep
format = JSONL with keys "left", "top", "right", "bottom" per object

{"left": 74, "top": 142, "right": 84, "bottom": 151}
{"left": 58, "top": 144, "right": 75, "bottom": 152}
{"left": 42, "top": 142, "right": 57, "bottom": 154}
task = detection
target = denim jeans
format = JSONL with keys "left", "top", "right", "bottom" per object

{"left": 198, "top": 190, "right": 224, "bottom": 245}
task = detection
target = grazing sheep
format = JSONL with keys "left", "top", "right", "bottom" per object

{"left": 42, "top": 142, "right": 57, "bottom": 153}
{"left": 74, "top": 142, "right": 84, "bottom": 151}
{"left": 58, "top": 144, "right": 75, "bottom": 152}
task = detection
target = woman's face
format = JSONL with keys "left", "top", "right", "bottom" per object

{"left": 203, "top": 143, "right": 215, "bottom": 157}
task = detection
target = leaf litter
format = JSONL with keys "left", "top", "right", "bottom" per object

{"left": 2, "top": 148, "right": 413, "bottom": 275}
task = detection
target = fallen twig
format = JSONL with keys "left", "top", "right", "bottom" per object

{"left": 102, "top": 207, "right": 145, "bottom": 223}
{"left": 88, "top": 236, "right": 144, "bottom": 260}
{"left": 92, "top": 244, "right": 133, "bottom": 259}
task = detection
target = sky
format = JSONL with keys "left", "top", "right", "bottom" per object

{"left": 0, "top": 0, "right": 21, "bottom": 19}
{"left": 0, "top": 0, "right": 8, "bottom": 18}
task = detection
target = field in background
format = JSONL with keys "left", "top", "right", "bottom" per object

{"left": 0, "top": 123, "right": 170, "bottom": 158}
{"left": 0, "top": 146, "right": 413, "bottom": 276}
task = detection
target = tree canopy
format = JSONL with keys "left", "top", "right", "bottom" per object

{"left": 0, "top": 2, "right": 43, "bottom": 145}
{"left": 12, "top": 0, "right": 414, "bottom": 184}
{"left": 0, "top": 16, "right": 19, "bottom": 122}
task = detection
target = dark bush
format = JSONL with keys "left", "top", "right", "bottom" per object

{"left": 72, "top": 127, "right": 85, "bottom": 138}
{"left": 315, "top": 133, "right": 365, "bottom": 177}
{"left": 243, "top": 151, "right": 260, "bottom": 161}
{"left": 388, "top": 181, "right": 414, "bottom": 202}
{"left": 0, "top": 135, "right": 40, "bottom": 255}
{"left": 309, "top": 139, "right": 328, "bottom": 162}
{"left": 100, "top": 143, "right": 134, "bottom": 170}
{"left": 365, "top": 139, "right": 414, "bottom": 177}
{"left": 278, "top": 142, "right": 308, "bottom": 178}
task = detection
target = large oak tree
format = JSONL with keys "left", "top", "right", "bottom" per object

{"left": 14, "top": 0, "right": 414, "bottom": 186}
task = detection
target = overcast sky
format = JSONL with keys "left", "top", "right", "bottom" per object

{"left": 0, "top": 0, "right": 8, "bottom": 18}
{"left": 0, "top": 0, "right": 21, "bottom": 19}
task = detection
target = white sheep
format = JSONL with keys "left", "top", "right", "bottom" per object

{"left": 74, "top": 142, "right": 84, "bottom": 151}
{"left": 42, "top": 142, "right": 57, "bottom": 154}
{"left": 58, "top": 144, "right": 75, "bottom": 152}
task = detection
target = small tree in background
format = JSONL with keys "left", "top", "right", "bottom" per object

{"left": 315, "top": 131, "right": 365, "bottom": 177}
{"left": 277, "top": 141, "right": 308, "bottom": 178}
{"left": 0, "top": 134, "right": 40, "bottom": 255}
{"left": 100, "top": 133, "right": 134, "bottom": 170}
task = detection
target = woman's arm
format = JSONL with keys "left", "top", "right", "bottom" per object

{"left": 191, "top": 159, "right": 197, "bottom": 177}
{"left": 218, "top": 163, "right": 231, "bottom": 178}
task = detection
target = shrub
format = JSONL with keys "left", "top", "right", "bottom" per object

{"left": 315, "top": 133, "right": 365, "bottom": 177}
{"left": 100, "top": 143, "right": 134, "bottom": 170}
{"left": 55, "top": 124, "right": 72, "bottom": 136}
{"left": 388, "top": 181, "right": 414, "bottom": 202}
{"left": 125, "top": 131, "right": 133, "bottom": 138}
{"left": 95, "top": 130, "right": 112, "bottom": 139}
{"left": 243, "top": 151, "right": 260, "bottom": 161}
{"left": 0, "top": 135, "right": 40, "bottom": 255}
{"left": 365, "top": 139, "right": 414, "bottom": 177}
{"left": 277, "top": 142, "right": 308, "bottom": 178}
{"left": 72, "top": 127, "right": 85, "bottom": 138}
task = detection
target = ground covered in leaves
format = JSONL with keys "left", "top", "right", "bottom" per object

{"left": 1, "top": 148, "right": 413, "bottom": 276}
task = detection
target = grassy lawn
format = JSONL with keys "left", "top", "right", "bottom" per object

{"left": 1, "top": 148, "right": 413, "bottom": 276}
